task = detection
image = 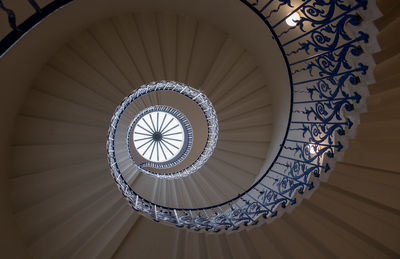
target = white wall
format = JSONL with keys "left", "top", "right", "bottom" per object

{"left": 0, "top": 0, "right": 291, "bottom": 254}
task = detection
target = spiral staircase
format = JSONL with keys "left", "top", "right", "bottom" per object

{"left": 0, "top": 0, "right": 399, "bottom": 258}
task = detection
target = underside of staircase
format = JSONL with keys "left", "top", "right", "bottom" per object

{"left": 0, "top": 0, "right": 399, "bottom": 258}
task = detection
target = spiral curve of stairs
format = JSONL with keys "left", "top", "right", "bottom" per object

{"left": 0, "top": 0, "right": 399, "bottom": 258}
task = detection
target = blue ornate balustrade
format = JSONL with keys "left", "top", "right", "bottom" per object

{"left": 0, "top": 0, "right": 380, "bottom": 232}
{"left": 108, "top": 0, "right": 379, "bottom": 232}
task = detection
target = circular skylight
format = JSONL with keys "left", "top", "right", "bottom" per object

{"left": 111, "top": 81, "right": 217, "bottom": 179}
{"left": 133, "top": 111, "right": 185, "bottom": 162}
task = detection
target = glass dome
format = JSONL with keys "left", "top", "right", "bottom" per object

{"left": 133, "top": 110, "right": 185, "bottom": 163}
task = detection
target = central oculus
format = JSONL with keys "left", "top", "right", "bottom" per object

{"left": 133, "top": 107, "right": 189, "bottom": 163}
{"left": 110, "top": 81, "right": 218, "bottom": 179}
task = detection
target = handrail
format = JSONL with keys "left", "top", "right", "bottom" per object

{"left": 0, "top": 0, "right": 378, "bottom": 232}
{"left": 108, "top": 0, "right": 377, "bottom": 232}
{"left": 0, "top": 0, "right": 73, "bottom": 58}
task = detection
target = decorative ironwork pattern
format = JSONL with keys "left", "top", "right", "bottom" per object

{"left": 104, "top": 0, "right": 376, "bottom": 231}
{"left": 0, "top": 0, "right": 74, "bottom": 57}
{"left": 1, "top": 0, "right": 378, "bottom": 232}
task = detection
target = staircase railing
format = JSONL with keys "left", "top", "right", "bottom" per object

{"left": 0, "top": 0, "right": 73, "bottom": 57}
{"left": 0, "top": 0, "right": 380, "bottom": 232}
{"left": 109, "top": 0, "right": 379, "bottom": 232}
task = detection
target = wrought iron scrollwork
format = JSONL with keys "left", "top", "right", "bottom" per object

{"left": 0, "top": 0, "right": 73, "bottom": 57}
{"left": 0, "top": 1, "right": 19, "bottom": 31}
{"left": 0, "top": 0, "right": 376, "bottom": 231}
{"left": 105, "top": 0, "right": 375, "bottom": 231}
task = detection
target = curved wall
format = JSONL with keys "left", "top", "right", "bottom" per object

{"left": 0, "top": 0, "right": 399, "bottom": 258}
{"left": 0, "top": 0, "right": 290, "bottom": 256}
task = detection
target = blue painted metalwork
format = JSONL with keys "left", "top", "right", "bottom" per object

{"left": 107, "top": 0, "right": 374, "bottom": 231}
{"left": 0, "top": 0, "right": 73, "bottom": 57}
{"left": 0, "top": 0, "right": 375, "bottom": 232}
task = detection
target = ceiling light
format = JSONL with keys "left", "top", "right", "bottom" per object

{"left": 308, "top": 144, "right": 319, "bottom": 155}
{"left": 286, "top": 12, "right": 300, "bottom": 27}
